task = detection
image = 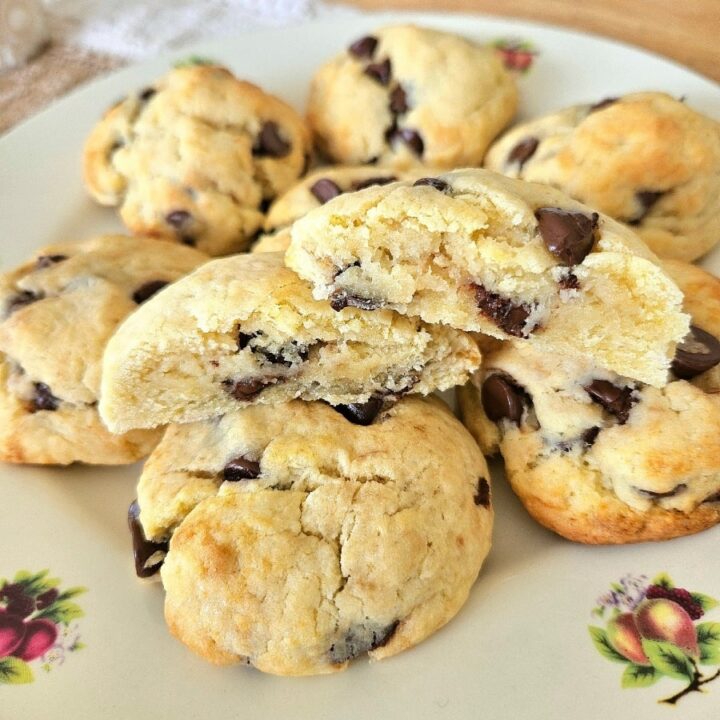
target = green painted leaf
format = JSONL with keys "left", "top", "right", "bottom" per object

{"left": 697, "top": 622, "right": 720, "bottom": 665}
{"left": 0, "top": 658, "right": 34, "bottom": 685}
{"left": 174, "top": 55, "right": 217, "bottom": 68}
{"left": 35, "top": 600, "right": 84, "bottom": 625}
{"left": 621, "top": 663, "right": 660, "bottom": 688}
{"left": 12, "top": 569, "right": 60, "bottom": 597}
{"left": 56, "top": 586, "right": 87, "bottom": 602}
{"left": 641, "top": 639, "right": 694, "bottom": 680}
{"left": 651, "top": 573, "right": 674, "bottom": 589}
{"left": 691, "top": 592, "right": 719, "bottom": 613}
{"left": 589, "top": 626, "right": 629, "bottom": 663}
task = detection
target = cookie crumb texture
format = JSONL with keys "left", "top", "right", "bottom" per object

{"left": 100, "top": 253, "right": 481, "bottom": 432}
{"left": 0, "top": 236, "right": 207, "bottom": 464}
{"left": 458, "top": 257, "right": 720, "bottom": 544}
{"left": 485, "top": 92, "right": 720, "bottom": 262}
{"left": 138, "top": 397, "right": 492, "bottom": 675}
{"left": 287, "top": 168, "right": 689, "bottom": 387}
{"left": 307, "top": 25, "right": 518, "bottom": 169}
{"left": 83, "top": 65, "right": 310, "bottom": 256}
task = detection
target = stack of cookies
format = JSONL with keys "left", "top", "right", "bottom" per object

{"left": 2, "top": 22, "right": 719, "bottom": 677}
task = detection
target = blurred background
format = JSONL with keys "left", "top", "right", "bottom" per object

{"left": 1, "top": 0, "right": 717, "bottom": 135}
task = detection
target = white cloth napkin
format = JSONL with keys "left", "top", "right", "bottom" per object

{"left": 45, "top": 0, "right": 327, "bottom": 59}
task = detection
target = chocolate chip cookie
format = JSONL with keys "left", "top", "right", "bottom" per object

{"left": 484, "top": 92, "right": 720, "bottom": 261}
{"left": 99, "top": 252, "right": 481, "bottom": 432}
{"left": 307, "top": 25, "right": 518, "bottom": 169}
{"left": 131, "top": 396, "right": 492, "bottom": 674}
{"left": 83, "top": 64, "right": 311, "bottom": 256}
{"left": 457, "top": 260, "right": 720, "bottom": 544}
{"left": 286, "top": 168, "right": 689, "bottom": 387}
{"left": 0, "top": 236, "right": 207, "bottom": 465}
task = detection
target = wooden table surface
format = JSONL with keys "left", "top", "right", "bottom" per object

{"left": 1, "top": 0, "right": 717, "bottom": 136}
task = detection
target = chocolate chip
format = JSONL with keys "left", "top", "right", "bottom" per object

{"left": 364, "top": 58, "right": 391, "bottom": 86}
{"left": 507, "top": 136, "right": 539, "bottom": 169}
{"left": 388, "top": 128, "right": 424, "bottom": 157}
{"left": 237, "top": 331, "right": 253, "bottom": 351}
{"left": 222, "top": 376, "right": 278, "bottom": 400}
{"left": 535, "top": 208, "right": 598, "bottom": 266}
{"left": 165, "top": 209, "right": 192, "bottom": 229}
{"left": 30, "top": 382, "right": 60, "bottom": 412}
{"left": 329, "top": 289, "right": 382, "bottom": 312}
{"left": 333, "top": 397, "right": 383, "bottom": 426}
{"left": 588, "top": 97, "right": 618, "bottom": 113}
{"left": 635, "top": 483, "right": 688, "bottom": 499}
{"left": 348, "top": 35, "right": 378, "bottom": 59}
{"left": 138, "top": 87, "right": 156, "bottom": 103}
{"left": 128, "top": 499, "right": 168, "bottom": 579}
{"left": 413, "top": 177, "right": 449, "bottom": 193}
{"left": 582, "top": 426, "right": 601, "bottom": 447}
{"left": 628, "top": 191, "right": 665, "bottom": 225}
{"left": 132, "top": 280, "right": 168, "bottom": 304}
{"left": 389, "top": 84, "right": 408, "bottom": 114}
{"left": 351, "top": 176, "right": 397, "bottom": 191}
{"left": 481, "top": 375, "right": 527, "bottom": 424}
{"left": 253, "top": 121, "right": 291, "bottom": 158}
{"left": 6, "top": 290, "right": 42, "bottom": 316}
{"left": 473, "top": 284, "right": 535, "bottom": 337}
{"left": 328, "top": 620, "right": 399, "bottom": 664}
{"left": 559, "top": 272, "right": 580, "bottom": 290}
{"left": 584, "top": 380, "right": 636, "bottom": 424}
{"left": 35, "top": 255, "right": 68, "bottom": 270}
{"left": 310, "top": 178, "right": 342, "bottom": 204}
{"left": 223, "top": 456, "right": 261, "bottom": 481}
{"left": 671, "top": 325, "right": 720, "bottom": 379}
{"left": 474, "top": 478, "right": 491, "bottom": 507}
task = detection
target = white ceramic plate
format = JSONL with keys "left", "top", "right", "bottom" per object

{"left": 1, "top": 11, "right": 719, "bottom": 720}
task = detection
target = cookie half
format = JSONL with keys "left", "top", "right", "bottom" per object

{"left": 485, "top": 92, "right": 720, "bottom": 261}
{"left": 0, "top": 236, "right": 207, "bottom": 464}
{"left": 83, "top": 65, "right": 311, "bottom": 256}
{"left": 287, "top": 168, "right": 689, "bottom": 387}
{"left": 100, "top": 252, "right": 481, "bottom": 432}
{"left": 132, "top": 396, "right": 492, "bottom": 675}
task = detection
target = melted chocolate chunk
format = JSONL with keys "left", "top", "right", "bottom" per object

{"left": 328, "top": 620, "right": 399, "bottom": 664}
{"left": 166, "top": 209, "right": 192, "bottom": 229}
{"left": 473, "top": 284, "right": 535, "bottom": 337}
{"left": 535, "top": 207, "right": 598, "bottom": 266}
{"left": 138, "top": 87, "right": 157, "bottom": 103}
{"left": 588, "top": 97, "right": 618, "bottom": 113}
{"left": 253, "top": 121, "right": 291, "bottom": 158}
{"left": 132, "top": 280, "right": 169, "bottom": 304}
{"left": 389, "top": 84, "right": 408, "bottom": 114}
{"left": 413, "top": 177, "right": 449, "bottom": 193}
{"left": 364, "top": 58, "right": 392, "bottom": 86}
{"left": 31, "top": 382, "right": 60, "bottom": 412}
{"left": 582, "top": 426, "right": 601, "bottom": 448}
{"left": 388, "top": 128, "right": 424, "bottom": 157}
{"left": 559, "top": 272, "right": 580, "bottom": 290}
{"left": 128, "top": 499, "right": 168, "bottom": 579}
{"left": 36, "top": 254, "right": 68, "bottom": 270}
{"left": 584, "top": 380, "right": 636, "bottom": 424}
{"left": 223, "top": 456, "right": 261, "bottom": 481}
{"left": 629, "top": 190, "right": 664, "bottom": 226}
{"left": 6, "top": 290, "right": 42, "bottom": 316}
{"left": 507, "top": 136, "right": 539, "bottom": 169}
{"left": 310, "top": 178, "right": 342, "bottom": 204}
{"left": 474, "top": 478, "right": 491, "bottom": 507}
{"left": 329, "top": 289, "right": 382, "bottom": 312}
{"left": 672, "top": 325, "right": 720, "bottom": 379}
{"left": 351, "top": 176, "right": 397, "bottom": 191}
{"left": 348, "top": 35, "right": 378, "bottom": 59}
{"left": 635, "top": 483, "right": 688, "bottom": 500}
{"left": 222, "top": 376, "right": 278, "bottom": 400}
{"left": 333, "top": 397, "right": 383, "bottom": 426}
{"left": 481, "top": 374, "right": 527, "bottom": 424}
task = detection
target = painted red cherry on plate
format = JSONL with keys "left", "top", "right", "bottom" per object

{"left": 11, "top": 619, "right": 57, "bottom": 661}
{"left": 0, "top": 613, "right": 27, "bottom": 658}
